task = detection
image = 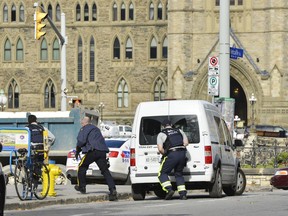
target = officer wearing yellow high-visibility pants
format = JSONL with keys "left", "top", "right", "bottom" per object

{"left": 157, "top": 119, "right": 189, "bottom": 200}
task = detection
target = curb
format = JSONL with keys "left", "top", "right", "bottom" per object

{"left": 5, "top": 192, "right": 131, "bottom": 211}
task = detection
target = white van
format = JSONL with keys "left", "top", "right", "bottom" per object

{"left": 129, "top": 100, "right": 246, "bottom": 200}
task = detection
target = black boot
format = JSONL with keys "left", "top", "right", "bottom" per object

{"left": 109, "top": 189, "right": 118, "bottom": 201}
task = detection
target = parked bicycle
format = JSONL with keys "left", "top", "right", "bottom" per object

{"left": 10, "top": 143, "right": 50, "bottom": 200}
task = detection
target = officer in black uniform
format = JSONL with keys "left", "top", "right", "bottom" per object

{"left": 157, "top": 119, "right": 189, "bottom": 200}
{"left": 74, "top": 116, "right": 118, "bottom": 201}
{"left": 26, "top": 114, "right": 55, "bottom": 162}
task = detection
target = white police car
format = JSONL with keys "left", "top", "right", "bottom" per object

{"left": 66, "top": 138, "right": 131, "bottom": 185}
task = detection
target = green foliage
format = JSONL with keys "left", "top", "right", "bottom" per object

{"left": 276, "top": 152, "right": 288, "bottom": 166}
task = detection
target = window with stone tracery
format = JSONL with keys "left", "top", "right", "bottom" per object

{"left": 44, "top": 79, "right": 56, "bottom": 108}
{"left": 117, "top": 78, "right": 129, "bottom": 108}
{"left": 8, "top": 79, "right": 19, "bottom": 109}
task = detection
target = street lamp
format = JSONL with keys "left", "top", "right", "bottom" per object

{"left": 98, "top": 102, "right": 105, "bottom": 123}
{"left": 249, "top": 93, "right": 257, "bottom": 132}
{"left": 0, "top": 89, "right": 7, "bottom": 112}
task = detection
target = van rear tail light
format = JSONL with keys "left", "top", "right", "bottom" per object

{"left": 109, "top": 151, "right": 119, "bottom": 158}
{"left": 205, "top": 146, "right": 212, "bottom": 164}
{"left": 130, "top": 148, "right": 135, "bottom": 166}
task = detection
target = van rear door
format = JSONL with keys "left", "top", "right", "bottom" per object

{"left": 134, "top": 114, "right": 203, "bottom": 180}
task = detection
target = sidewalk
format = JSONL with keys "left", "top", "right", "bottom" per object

{"left": 5, "top": 182, "right": 132, "bottom": 211}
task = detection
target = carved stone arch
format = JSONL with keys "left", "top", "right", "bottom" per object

{"left": 192, "top": 59, "right": 263, "bottom": 101}
{"left": 190, "top": 59, "right": 264, "bottom": 125}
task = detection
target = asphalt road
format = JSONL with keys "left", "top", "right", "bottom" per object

{"left": 4, "top": 190, "right": 288, "bottom": 216}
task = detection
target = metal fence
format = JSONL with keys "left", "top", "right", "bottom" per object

{"left": 236, "top": 137, "right": 288, "bottom": 168}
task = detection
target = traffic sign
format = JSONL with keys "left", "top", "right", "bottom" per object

{"left": 208, "top": 75, "right": 219, "bottom": 96}
{"left": 208, "top": 56, "right": 219, "bottom": 75}
{"left": 230, "top": 47, "right": 243, "bottom": 59}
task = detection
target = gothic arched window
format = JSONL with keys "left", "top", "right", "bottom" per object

{"left": 157, "top": 2, "right": 163, "bottom": 20}
{"left": 90, "top": 37, "right": 95, "bottom": 82}
{"left": 162, "top": 36, "right": 168, "bottom": 59}
{"left": 149, "top": 2, "right": 154, "bottom": 20}
{"left": 52, "top": 38, "right": 60, "bottom": 60}
{"left": 77, "top": 37, "right": 83, "bottom": 81}
{"left": 154, "top": 78, "right": 165, "bottom": 101}
{"left": 113, "top": 37, "right": 120, "bottom": 59}
{"left": 113, "top": 3, "right": 118, "bottom": 21}
{"left": 3, "top": 4, "right": 8, "bottom": 22}
{"left": 129, "top": 3, "right": 134, "bottom": 20}
{"left": 11, "top": 4, "right": 16, "bottom": 22}
{"left": 19, "top": 4, "right": 25, "bottom": 22}
{"left": 44, "top": 79, "right": 56, "bottom": 108}
{"left": 125, "top": 37, "right": 133, "bottom": 59}
{"left": 76, "top": 4, "right": 81, "bottom": 21}
{"left": 8, "top": 79, "right": 19, "bottom": 109}
{"left": 4, "top": 39, "right": 11, "bottom": 61}
{"left": 16, "top": 38, "right": 24, "bottom": 61}
{"left": 56, "top": 4, "right": 61, "bottom": 21}
{"left": 40, "top": 39, "right": 48, "bottom": 60}
{"left": 84, "top": 3, "right": 89, "bottom": 21}
{"left": 117, "top": 78, "right": 129, "bottom": 108}
{"left": 150, "top": 37, "right": 157, "bottom": 59}
{"left": 92, "top": 3, "right": 97, "bottom": 21}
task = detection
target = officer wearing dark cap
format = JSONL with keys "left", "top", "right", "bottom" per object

{"left": 74, "top": 116, "right": 118, "bottom": 201}
{"left": 157, "top": 119, "right": 189, "bottom": 200}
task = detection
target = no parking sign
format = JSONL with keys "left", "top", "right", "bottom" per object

{"left": 208, "top": 56, "right": 219, "bottom": 96}
{"left": 208, "top": 56, "right": 219, "bottom": 75}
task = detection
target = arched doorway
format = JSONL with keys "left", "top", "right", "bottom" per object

{"left": 230, "top": 77, "right": 247, "bottom": 125}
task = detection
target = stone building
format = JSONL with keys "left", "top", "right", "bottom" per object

{"left": 0, "top": 0, "right": 287, "bottom": 127}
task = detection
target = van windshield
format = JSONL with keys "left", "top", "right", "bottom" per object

{"left": 139, "top": 115, "right": 200, "bottom": 145}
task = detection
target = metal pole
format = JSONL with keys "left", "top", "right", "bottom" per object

{"left": 219, "top": 0, "right": 230, "bottom": 98}
{"left": 61, "top": 13, "right": 67, "bottom": 111}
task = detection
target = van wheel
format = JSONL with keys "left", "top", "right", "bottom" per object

{"left": 132, "top": 184, "right": 146, "bottom": 201}
{"left": 209, "top": 168, "right": 222, "bottom": 198}
{"left": 235, "top": 168, "right": 246, "bottom": 195}
{"left": 154, "top": 186, "right": 166, "bottom": 199}
{"left": 223, "top": 184, "right": 236, "bottom": 196}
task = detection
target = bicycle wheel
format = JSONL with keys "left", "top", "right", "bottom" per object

{"left": 14, "top": 161, "right": 29, "bottom": 201}
{"left": 32, "top": 162, "right": 50, "bottom": 200}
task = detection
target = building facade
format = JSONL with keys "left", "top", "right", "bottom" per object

{"left": 0, "top": 0, "right": 287, "bottom": 127}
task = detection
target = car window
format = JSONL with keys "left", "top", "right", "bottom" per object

{"left": 105, "top": 140, "right": 126, "bottom": 148}
{"left": 139, "top": 115, "right": 200, "bottom": 145}
{"left": 125, "top": 126, "right": 132, "bottom": 132}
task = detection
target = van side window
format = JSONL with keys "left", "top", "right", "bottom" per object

{"left": 139, "top": 115, "right": 200, "bottom": 145}
{"left": 205, "top": 110, "right": 219, "bottom": 143}
{"left": 214, "top": 116, "right": 225, "bottom": 145}
{"left": 222, "top": 119, "right": 233, "bottom": 148}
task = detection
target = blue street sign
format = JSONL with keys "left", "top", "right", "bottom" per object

{"left": 230, "top": 47, "right": 243, "bottom": 59}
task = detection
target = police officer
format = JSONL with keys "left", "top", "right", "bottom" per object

{"left": 26, "top": 114, "right": 55, "bottom": 162}
{"left": 74, "top": 116, "right": 118, "bottom": 201}
{"left": 157, "top": 119, "right": 189, "bottom": 200}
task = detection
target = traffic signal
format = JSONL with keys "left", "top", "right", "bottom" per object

{"left": 35, "top": 9, "right": 48, "bottom": 40}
